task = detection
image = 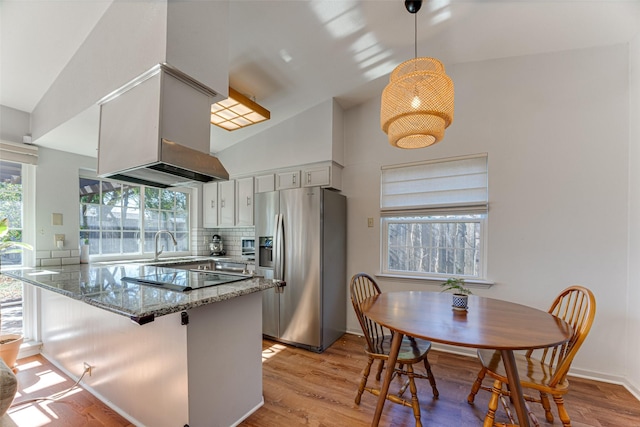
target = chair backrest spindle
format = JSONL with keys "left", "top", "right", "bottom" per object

{"left": 350, "top": 273, "right": 387, "bottom": 353}
{"left": 525, "top": 286, "right": 596, "bottom": 387}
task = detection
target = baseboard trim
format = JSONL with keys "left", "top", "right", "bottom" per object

{"left": 230, "top": 397, "right": 264, "bottom": 427}
{"left": 40, "top": 352, "right": 145, "bottom": 427}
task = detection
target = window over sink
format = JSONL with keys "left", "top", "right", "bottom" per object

{"left": 79, "top": 176, "right": 190, "bottom": 258}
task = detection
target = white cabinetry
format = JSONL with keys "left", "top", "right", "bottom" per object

{"left": 203, "top": 182, "right": 218, "bottom": 228}
{"left": 276, "top": 171, "right": 301, "bottom": 190}
{"left": 302, "top": 166, "right": 330, "bottom": 187}
{"left": 255, "top": 174, "right": 275, "bottom": 193}
{"left": 219, "top": 180, "right": 235, "bottom": 226}
{"left": 236, "top": 177, "right": 254, "bottom": 226}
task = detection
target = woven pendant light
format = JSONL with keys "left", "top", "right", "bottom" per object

{"left": 380, "top": 1, "right": 454, "bottom": 149}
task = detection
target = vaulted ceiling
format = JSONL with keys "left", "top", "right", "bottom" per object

{"left": 2, "top": 0, "right": 639, "bottom": 156}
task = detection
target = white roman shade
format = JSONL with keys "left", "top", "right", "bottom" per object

{"left": 381, "top": 153, "right": 488, "bottom": 213}
{"left": 0, "top": 140, "right": 38, "bottom": 165}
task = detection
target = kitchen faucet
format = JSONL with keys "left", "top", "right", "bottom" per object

{"left": 154, "top": 230, "right": 178, "bottom": 261}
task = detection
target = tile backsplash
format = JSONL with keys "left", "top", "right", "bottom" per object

{"left": 195, "top": 227, "right": 255, "bottom": 257}
{"left": 33, "top": 227, "right": 256, "bottom": 266}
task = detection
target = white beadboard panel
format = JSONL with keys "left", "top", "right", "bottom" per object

{"left": 39, "top": 286, "right": 264, "bottom": 426}
{"left": 41, "top": 290, "right": 188, "bottom": 426}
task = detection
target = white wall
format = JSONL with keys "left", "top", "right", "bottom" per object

{"left": 343, "top": 44, "right": 632, "bottom": 385}
{"left": 0, "top": 106, "right": 30, "bottom": 143}
{"left": 31, "top": 1, "right": 229, "bottom": 142}
{"left": 217, "top": 99, "right": 340, "bottom": 176}
{"left": 627, "top": 32, "right": 640, "bottom": 395}
{"left": 35, "top": 147, "right": 96, "bottom": 252}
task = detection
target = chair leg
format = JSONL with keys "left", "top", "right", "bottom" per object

{"left": 553, "top": 394, "right": 571, "bottom": 427}
{"left": 539, "top": 391, "right": 554, "bottom": 422}
{"left": 375, "top": 359, "right": 385, "bottom": 381}
{"left": 355, "top": 357, "right": 374, "bottom": 405}
{"left": 483, "top": 379, "right": 502, "bottom": 427}
{"left": 423, "top": 357, "right": 439, "bottom": 398}
{"left": 406, "top": 364, "right": 422, "bottom": 427}
{"left": 468, "top": 366, "right": 488, "bottom": 404}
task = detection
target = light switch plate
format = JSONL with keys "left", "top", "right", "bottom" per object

{"left": 367, "top": 217, "right": 374, "bottom": 228}
{"left": 52, "top": 213, "right": 63, "bottom": 226}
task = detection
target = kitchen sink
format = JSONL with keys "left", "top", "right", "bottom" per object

{"left": 150, "top": 259, "right": 251, "bottom": 275}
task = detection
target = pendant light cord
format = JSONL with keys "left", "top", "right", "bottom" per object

{"left": 414, "top": 12, "right": 418, "bottom": 59}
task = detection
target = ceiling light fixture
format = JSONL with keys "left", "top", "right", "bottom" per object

{"left": 210, "top": 88, "right": 271, "bottom": 131}
{"left": 380, "top": 0, "right": 454, "bottom": 149}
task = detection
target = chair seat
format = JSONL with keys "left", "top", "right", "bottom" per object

{"left": 367, "top": 335, "right": 432, "bottom": 363}
{"left": 477, "top": 349, "right": 569, "bottom": 394}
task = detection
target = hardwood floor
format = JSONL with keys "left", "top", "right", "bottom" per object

{"left": 6, "top": 355, "right": 134, "bottom": 427}
{"left": 5, "top": 334, "right": 640, "bottom": 426}
{"left": 241, "top": 334, "right": 640, "bottom": 427}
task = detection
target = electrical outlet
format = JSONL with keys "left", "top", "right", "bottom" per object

{"left": 84, "top": 362, "right": 93, "bottom": 376}
{"left": 367, "top": 217, "right": 374, "bottom": 228}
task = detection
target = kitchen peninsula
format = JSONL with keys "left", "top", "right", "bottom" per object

{"left": 3, "top": 260, "right": 277, "bottom": 427}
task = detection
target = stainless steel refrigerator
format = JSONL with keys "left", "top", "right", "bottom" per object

{"left": 255, "top": 187, "right": 346, "bottom": 352}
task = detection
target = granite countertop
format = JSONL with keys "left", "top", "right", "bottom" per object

{"left": 2, "top": 259, "right": 275, "bottom": 325}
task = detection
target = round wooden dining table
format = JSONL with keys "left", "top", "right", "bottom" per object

{"left": 362, "top": 291, "right": 573, "bottom": 427}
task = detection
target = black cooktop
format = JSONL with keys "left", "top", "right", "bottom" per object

{"left": 121, "top": 269, "right": 250, "bottom": 292}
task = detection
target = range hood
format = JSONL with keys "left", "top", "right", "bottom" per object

{"left": 97, "top": 64, "right": 229, "bottom": 188}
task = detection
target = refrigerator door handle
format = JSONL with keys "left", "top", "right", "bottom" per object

{"left": 274, "top": 213, "right": 285, "bottom": 281}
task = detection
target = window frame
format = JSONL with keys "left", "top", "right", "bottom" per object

{"left": 0, "top": 158, "right": 38, "bottom": 353}
{"left": 380, "top": 212, "right": 488, "bottom": 281}
{"left": 78, "top": 174, "right": 192, "bottom": 262}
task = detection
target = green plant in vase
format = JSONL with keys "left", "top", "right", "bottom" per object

{"left": 441, "top": 278, "right": 472, "bottom": 311}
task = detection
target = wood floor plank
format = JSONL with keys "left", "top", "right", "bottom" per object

{"left": 4, "top": 334, "right": 639, "bottom": 426}
{"left": 241, "top": 334, "right": 640, "bottom": 427}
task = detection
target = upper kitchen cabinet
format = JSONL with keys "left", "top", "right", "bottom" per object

{"left": 203, "top": 182, "right": 218, "bottom": 228}
{"left": 236, "top": 177, "right": 254, "bottom": 226}
{"left": 302, "top": 165, "right": 342, "bottom": 189}
{"left": 255, "top": 174, "right": 275, "bottom": 194}
{"left": 276, "top": 171, "right": 301, "bottom": 190}
{"left": 276, "top": 163, "right": 342, "bottom": 191}
{"left": 219, "top": 180, "right": 235, "bottom": 227}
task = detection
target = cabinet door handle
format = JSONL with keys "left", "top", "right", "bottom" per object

{"left": 307, "top": 172, "right": 311, "bottom": 184}
{"left": 247, "top": 196, "right": 251, "bottom": 206}
{"left": 292, "top": 174, "right": 297, "bottom": 185}
{"left": 211, "top": 200, "right": 215, "bottom": 208}
{"left": 221, "top": 199, "right": 225, "bottom": 208}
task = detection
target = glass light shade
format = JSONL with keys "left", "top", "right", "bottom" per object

{"left": 211, "top": 88, "right": 270, "bottom": 131}
{"left": 381, "top": 57, "right": 454, "bottom": 149}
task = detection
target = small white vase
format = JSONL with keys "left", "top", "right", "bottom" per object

{"left": 80, "top": 244, "right": 90, "bottom": 263}
{"left": 452, "top": 293, "right": 468, "bottom": 310}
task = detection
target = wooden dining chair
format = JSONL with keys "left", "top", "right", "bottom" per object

{"left": 467, "top": 285, "right": 596, "bottom": 427}
{"left": 349, "top": 273, "right": 439, "bottom": 427}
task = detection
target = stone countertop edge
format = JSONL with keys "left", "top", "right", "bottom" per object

{"left": 1, "top": 263, "right": 276, "bottom": 325}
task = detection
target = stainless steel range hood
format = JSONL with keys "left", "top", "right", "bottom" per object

{"left": 97, "top": 64, "right": 229, "bottom": 188}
